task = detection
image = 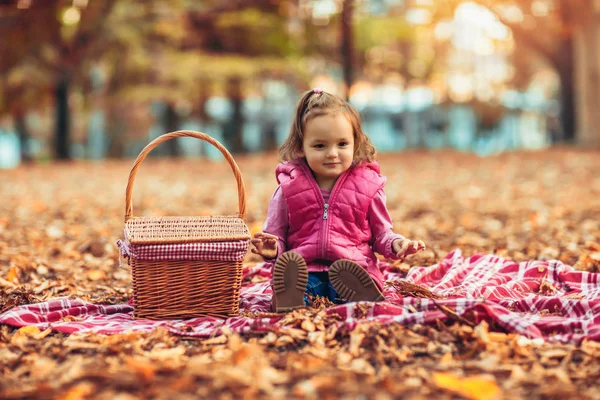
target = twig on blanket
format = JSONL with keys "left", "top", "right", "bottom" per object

{"left": 432, "top": 301, "right": 476, "bottom": 328}
{"left": 563, "top": 292, "right": 585, "bottom": 300}
{"left": 239, "top": 310, "right": 280, "bottom": 318}
{"left": 387, "top": 280, "right": 445, "bottom": 299}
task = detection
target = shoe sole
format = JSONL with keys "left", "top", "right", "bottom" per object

{"left": 272, "top": 251, "right": 308, "bottom": 313}
{"left": 329, "top": 260, "right": 384, "bottom": 302}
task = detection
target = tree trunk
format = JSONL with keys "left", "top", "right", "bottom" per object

{"left": 573, "top": 8, "right": 600, "bottom": 147}
{"left": 264, "top": 122, "right": 278, "bottom": 151}
{"left": 14, "top": 111, "right": 32, "bottom": 163}
{"left": 557, "top": 44, "right": 577, "bottom": 143}
{"left": 587, "top": 6, "right": 600, "bottom": 147}
{"left": 341, "top": 0, "right": 354, "bottom": 101}
{"left": 107, "top": 111, "right": 126, "bottom": 158}
{"left": 224, "top": 77, "right": 245, "bottom": 154}
{"left": 106, "top": 56, "right": 126, "bottom": 158}
{"left": 164, "top": 103, "right": 180, "bottom": 157}
{"left": 54, "top": 71, "right": 71, "bottom": 160}
{"left": 196, "top": 78, "right": 211, "bottom": 122}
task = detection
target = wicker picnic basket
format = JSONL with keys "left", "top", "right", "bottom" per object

{"left": 118, "top": 130, "right": 250, "bottom": 319}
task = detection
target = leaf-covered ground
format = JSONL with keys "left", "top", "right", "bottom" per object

{"left": 1, "top": 149, "right": 599, "bottom": 399}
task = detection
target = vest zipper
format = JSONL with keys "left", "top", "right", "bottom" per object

{"left": 320, "top": 172, "right": 350, "bottom": 260}
{"left": 298, "top": 160, "right": 350, "bottom": 261}
{"left": 321, "top": 203, "right": 328, "bottom": 258}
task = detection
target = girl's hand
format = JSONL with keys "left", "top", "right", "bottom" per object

{"left": 251, "top": 232, "right": 279, "bottom": 259}
{"left": 393, "top": 238, "right": 426, "bottom": 259}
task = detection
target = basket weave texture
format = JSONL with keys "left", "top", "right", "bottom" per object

{"left": 125, "top": 216, "right": 250, "bottom": 244}
{"left": 120, "top": 131, "right": 250, "bottom": 319}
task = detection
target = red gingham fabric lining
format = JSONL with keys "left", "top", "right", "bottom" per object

{"left": 116, "top": 238, "right": 249, "bottom": 262}
{"left": 1, "top": 249, "right": 599, "bottom": 344}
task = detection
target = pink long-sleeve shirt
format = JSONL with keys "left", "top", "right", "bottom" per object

{"left": 263, "top": 186, "right": 405, "bottom": 272}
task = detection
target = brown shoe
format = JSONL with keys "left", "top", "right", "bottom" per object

{"left": 329, "top": 260, "right": 384, "bottom": 302}
{"left": 271, "top": 251, "right": 308, "bottom": 313}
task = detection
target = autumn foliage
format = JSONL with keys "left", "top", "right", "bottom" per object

{"left": 1, "top": 149, "right": 599, "bottom": 398}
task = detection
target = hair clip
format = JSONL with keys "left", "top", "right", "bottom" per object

{"left": 312, "top": 88, "right": 323, "bottom": 94}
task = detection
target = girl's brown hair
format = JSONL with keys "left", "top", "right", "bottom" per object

{"left": 279, "top": 89, "right": 376, "bottom": 163}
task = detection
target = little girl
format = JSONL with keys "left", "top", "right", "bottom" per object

{"left": 252, "top": 88, "right": 426, "bottom": 313}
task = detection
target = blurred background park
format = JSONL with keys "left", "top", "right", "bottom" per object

{"left": 1, "top": 0, "right": 599, "bottom": 168}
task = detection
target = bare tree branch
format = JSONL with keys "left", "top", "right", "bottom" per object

{"left": 189, "top": 0, "right": 276, "bottom": 22}
{"left": 470, "top": 0, "right": 563, "bottom": 69}
{"left": 68, "top": 0, "right": 118, "bottom": 68}
{"left": 501, "top": 19, "right": 562, "bottom": 70}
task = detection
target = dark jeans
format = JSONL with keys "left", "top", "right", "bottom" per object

{"left": 304, "top": 272, "right": 342, "bottom": 305}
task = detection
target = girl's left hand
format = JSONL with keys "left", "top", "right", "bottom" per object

{"left": 393, "top": 238, "right": 426, "bottom": 259}
{"left": 251, "top": 232, "right": 279, "bottom": 259}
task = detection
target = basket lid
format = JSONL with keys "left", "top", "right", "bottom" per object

{"left": 124, "top": 216, "right": 251, "bottom": 245}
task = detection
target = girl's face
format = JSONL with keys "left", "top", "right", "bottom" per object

{"left": 301, "top": 112, "right": 354, "bottom": 188}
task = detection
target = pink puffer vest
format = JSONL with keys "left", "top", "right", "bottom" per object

{"left": 276, "top": 158, "right": 386, "bottom": 286}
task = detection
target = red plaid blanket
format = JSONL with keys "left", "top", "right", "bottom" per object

{"left": 1, "top": 250, "right": 599, "bottom": 344}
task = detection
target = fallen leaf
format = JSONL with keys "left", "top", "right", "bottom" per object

{"left": 87, "top": 269, "right": 106, "bottom": 281}
{"left": 126, "top": 356, "right": 157, "bottom": 382}
{"left": 55, "top": 382, "right": 95, "bottom": 400}
{"left": 33, "top": 328, "right": 53, "bottom": 340}
{"left": 7, "top": 265, "right": 19, "bottom": 283}
{"left": 301, "top": 319, "right": 316, "bottom": 332}
{"left": 17, "top": 325, "right": 41, "bottom": 336}
{"left": 433, "top": 372, "right": 501, "bottom": 400}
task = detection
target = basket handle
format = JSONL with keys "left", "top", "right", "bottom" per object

{"left": 125, "top": 130, "right": 247, "bottom": 222}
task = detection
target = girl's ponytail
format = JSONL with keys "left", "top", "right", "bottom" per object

{"left": 280, "top": 90, "right": 316, "bottom": 161}
{"left": 292, "top": 90, "right": 315, "bottom": 138}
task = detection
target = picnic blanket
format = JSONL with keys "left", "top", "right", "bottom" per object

{"left": 1, "top": 249, "right": 599, "bottom": 344}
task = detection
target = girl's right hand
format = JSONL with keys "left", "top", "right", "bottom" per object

{"left": 393, "top": 238, "right": 426, "bottom": 259}
{"left": 251, "top": 232, "right": 279, "bottom": 259}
